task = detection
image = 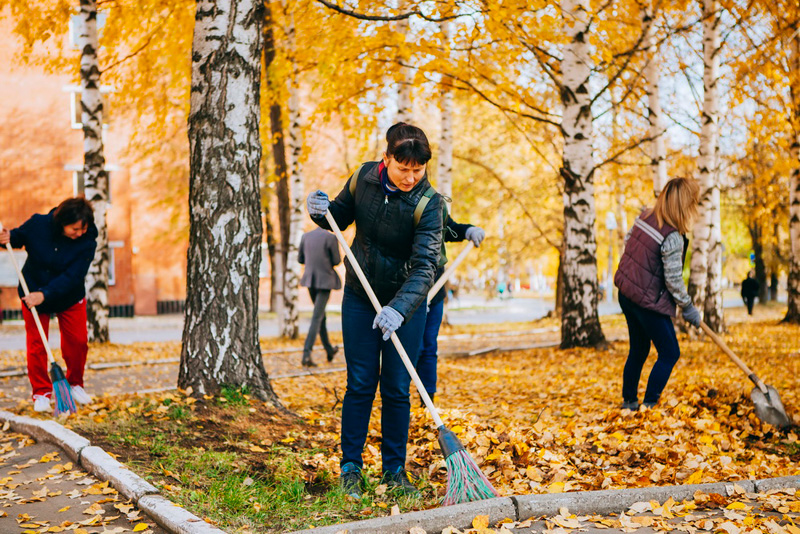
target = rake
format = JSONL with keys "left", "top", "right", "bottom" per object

{"left": 324, "top": 211, "right": 498, "bottom": 505}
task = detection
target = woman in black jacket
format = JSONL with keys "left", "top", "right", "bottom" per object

{"left": 0, "top": 198, "right": 97, "bottom": 412}
{"left": 307, "top": 123, "right": 443, "bottom": 498}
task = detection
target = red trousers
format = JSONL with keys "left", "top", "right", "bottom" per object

{"left": 23, "top": 299, "right": 88, "bottom": 398}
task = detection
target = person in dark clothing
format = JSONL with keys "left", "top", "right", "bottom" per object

{"left": 306, "top": 123, "right": 443, "bottom": 498}
{"left": 614, "top": 177, "right": 700, "bottom": 411}
{"left": 0, "top": 198, "right": 98, "bottom": 412}
{"left": 741, "top": 271, "right": 759, "bottom": 315}
{"left": 416, "top": 215, "right": 485, "bottom": 403}
{"left": 298, "top": 227, "right": 342, "bottom": 367}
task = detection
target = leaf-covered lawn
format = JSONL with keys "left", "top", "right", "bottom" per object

{"left": 53, "top": 312, "right": 800, "bottom": 532}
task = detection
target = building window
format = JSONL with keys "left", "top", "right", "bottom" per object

{"left": 65, "top": 85, "right": 114, "bottom": 130}
{"left": 108, "top": 240, "right": 123, "bottom": 287}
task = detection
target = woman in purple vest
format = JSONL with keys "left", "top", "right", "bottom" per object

{"left": 613, "top": 177, "right": 701, "bottom": 410}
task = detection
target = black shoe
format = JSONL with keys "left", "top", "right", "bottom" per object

{"left": 642, "top": 402, "right": 657, "bottom": 409}
{"left": 621, "top": 400, "right": 639, "bottom": 411}
{"left": 301, "top": 357, "right": 317, "bottom": 368}
{"left": 381, "top": 467, "right": 420, "bottom": 497}
{"left": 326, "top": 346, "right": 340, "bottom": 362}
{"left": 340, "top": 462, "right": 363, "bottom": 498}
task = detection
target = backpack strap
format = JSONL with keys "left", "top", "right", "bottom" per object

{"left": 413, "top": 186, "right": 437, "bottom": 227}
{"left": 348, "top": 163, "right": 368, "bottom": 198}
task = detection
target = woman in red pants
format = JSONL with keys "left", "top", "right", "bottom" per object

{"left": 0, "top": 197, "right": 98, "bottom": 412}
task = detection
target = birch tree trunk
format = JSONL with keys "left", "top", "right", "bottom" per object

{"left": 643, "top": 1, "right": 668, "bottom": 197}
{"left": 280, "top": 7, "right": 303, "bottom": 339}
{"left": 785, "top": 24, "right": 800, "bottom": 323}
{"left": 395, "top": 1, "right": 413, "bottom": 124}
{"left": 438, "top": 23, "right": 454, "bottom": 203}
{"left": 559, "top": 0, "right": 606, "bottom": 349}
{"left": 77, "top": 0, "right": 109, "bottom": 343}
{"left": 181, "top": 0, "right": 282, "bottom": 407}
{"left": 688, "top": 0, "right": 721, "bottom": 329}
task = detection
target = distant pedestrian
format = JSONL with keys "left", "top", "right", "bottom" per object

{"left": 741, "top": 271, "right": 759, "bottom": 316}
{"left": 614, "top": 177, "right": 701, "bottom": 410}
{"left": 416, "top": 216, "right": 484, "bottom": 403}
{"left": 298, "top": 227, "right": 342, "bottom": 367}
{"left": 0, "top": 198, "right": 97, "bottom": 412}
{"left": 306, "top": 122, "right": 443, "bottom": 498}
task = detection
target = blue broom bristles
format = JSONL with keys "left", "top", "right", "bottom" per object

{"left": 438, "top": 427, "right": 499, "bottom": 506}
{"left": 50, "top": 363, "right": 77, "bottom": 416}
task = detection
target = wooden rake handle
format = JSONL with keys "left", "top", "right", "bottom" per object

{"left": 0, "top": 223, "right": 57, "bottom": 365}
{"left": 323, "top": 211, "right": 445, "bottom": 428}
{"left": 700, "top": 321, "right": 768, "bottom": 394}
{"left": 427, "top": 241, "right": 474, "bottom": 304}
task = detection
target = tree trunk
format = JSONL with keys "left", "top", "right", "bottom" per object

{"left": 395, "top": 0, "right": 413, "bottom": 124}
{"left": 437, "top": 22, "right": 454, "bottom": 204}
{"left": 643, "top": 0, "right": 667, "bottom": 197}
{"left": 263, "top": 3, "right": 289, "bottom": 315}
{"left": 749, "top": 224, "right": 769, "bottom": 304}
{"left": 181, "top": 0, "right": 282, "bottom": 407}
{"left": 77, "top": 0, "right": 109, "bottom": 343}
{"left": 786, "top": 25, "right": 800, "bottom": 323}
{"left": 705, "top": 184, "right": 724, "bottom": 330}
{"left": 689, "top": 0, "right": 722, "bottom": 331}
{"left": 280, "top": 5, "right": 303, "bottom": 339}
{"left": 263, "top": 189, "right": 278, "bottom": 312}
{"left": 554, "top": 246, "right": 564, "bottom": 318}
{"left": 559, "top": 0, "right": 606, "bottom": 349}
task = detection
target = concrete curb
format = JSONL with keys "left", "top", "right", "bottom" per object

{"left": 0, "top": 410, "right": 228, "bottom": 534}
{"left": 291, "top": 478, "right": 800, "bottom": 534}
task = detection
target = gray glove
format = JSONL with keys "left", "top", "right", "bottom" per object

{"left": 372, "top": 306, "right": 403, "bottom": 341}
{"left": 465, "top": 226, "right": 485, "bottom": 247}
{"left": 306, "top": 190, "right": 330, "bottom": 217}
{"left": 682, "top": 303, "right": 701, "bottom": 327}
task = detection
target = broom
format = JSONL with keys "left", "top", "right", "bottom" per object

{"left": 2, "top": 225, "right": 78, "bottom": 416}
{"left": 323, "top": 211, "right": 498, "bottom": 505}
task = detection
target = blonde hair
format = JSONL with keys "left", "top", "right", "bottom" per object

{"left": 653, "top": 177, "right": 700, "bottom": 234}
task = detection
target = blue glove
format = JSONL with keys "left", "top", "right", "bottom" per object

{"left": 465, "top": 226, "right": 485, "bottom": 247}
{"left": 306, "top": 190, "right": 330, "bottom": 217}
{"left": 372, "top": 306, "right": 403, "bottom": 341}
{"left": 682, "top": 303, "right": 701, "bottom": 327}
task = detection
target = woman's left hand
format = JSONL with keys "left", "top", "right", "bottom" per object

{"left": 22, "top": 292, "right": 44, "bottom": 308}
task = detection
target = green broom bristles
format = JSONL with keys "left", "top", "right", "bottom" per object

{"left": 439, "top": 427, "right": 499, "bottom": 506}
{"left": 50, "top": 363, "right": 77, "bottom": 416}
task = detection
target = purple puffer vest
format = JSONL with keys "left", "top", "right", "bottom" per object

{"left": 614, "top": 210, "right": 685, "bottom": 317}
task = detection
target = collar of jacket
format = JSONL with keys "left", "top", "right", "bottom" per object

{"left": 362, "top": 161, "right": 432, "bottom": 206}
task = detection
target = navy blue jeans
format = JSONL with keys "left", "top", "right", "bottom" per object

{"left": 416, "top": 298, "right": 444, "bottom": 397}
{"left": 619, "top": 293, "right": 681, "bottom": 405}
{"left": 340, "top": 286, "right": 427, "bottom": 473}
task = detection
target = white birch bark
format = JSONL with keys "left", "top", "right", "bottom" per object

{"left": 280, "top": 7, "right": 303, "bottom": 339}
{"left": 181, "top": 0, "right": 282, "bottom": 407}
{"left": 786, "top": 30, "right": 800, "bottom": 323}
{"left": 437, "top": 23, "right": 454, "bottom": 204}
{"left": 395, "top": 1, "right": 413, "bottom": 124}
{"left": 77, "top": 0, "right": 109, "bottom": 343}
{"left": 643, "top": 1, "right": 668, "bottom": 197}
{"left": 559, "top": 0, "right": 606, "bottom": 348}
{"left": 689, "top": 0, "right": 723, "bottom": 331}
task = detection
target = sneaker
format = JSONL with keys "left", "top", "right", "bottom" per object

{"left": 340, "top": 462, "right": 363, "bottom": 498}
{"left": 71, "top": 385, "right": 92, "bottom": 405}
{"left": 381, "top": 467, "right": 420, "bottom": 497}
{"left": 33, "top": 395, "right": 51, "bottom": 413}
{"left": 621, "top": 400, "right": 639, "bottom": 411}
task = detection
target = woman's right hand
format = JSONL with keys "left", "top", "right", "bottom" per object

{"left": 0, "top": 229, "right": 9, "bottom": 246}
{"left": 306, "top": 190, "right": 330, "bottom": 217}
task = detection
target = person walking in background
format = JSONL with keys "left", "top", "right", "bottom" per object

{"left": 416, "top": 215, "right": 485, "bottom": 404}
{"left": 306, "top": 122, "right": 443, "bottom": 498}
{"left": 299, "top": 227, "right": 342, "bottom": 367}
{"left": 0, "top": 198, "right": 97, "bottom": 412}
{"left": 614, "top": 177, "right": 701, "bottom": 411}
{"left": 741, "top": 270, "right": 759, "bottom": 316}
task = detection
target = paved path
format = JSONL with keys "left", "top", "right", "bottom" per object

{"left": 0, "top": 429, "right": 166, "bottom": 533}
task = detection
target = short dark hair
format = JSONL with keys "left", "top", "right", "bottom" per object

{"left": 386, "top": 122, "right": 432, "bottom": 166}
{"left": 54, "top": 197, "right": 94, "bottom": 228}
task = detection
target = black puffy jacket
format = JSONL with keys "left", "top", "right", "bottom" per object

{"left": 9, "top": 210, "right": 98, "bottom": 314}
{"left": 312, "top": 161, "right": 443, "bottom": 319}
